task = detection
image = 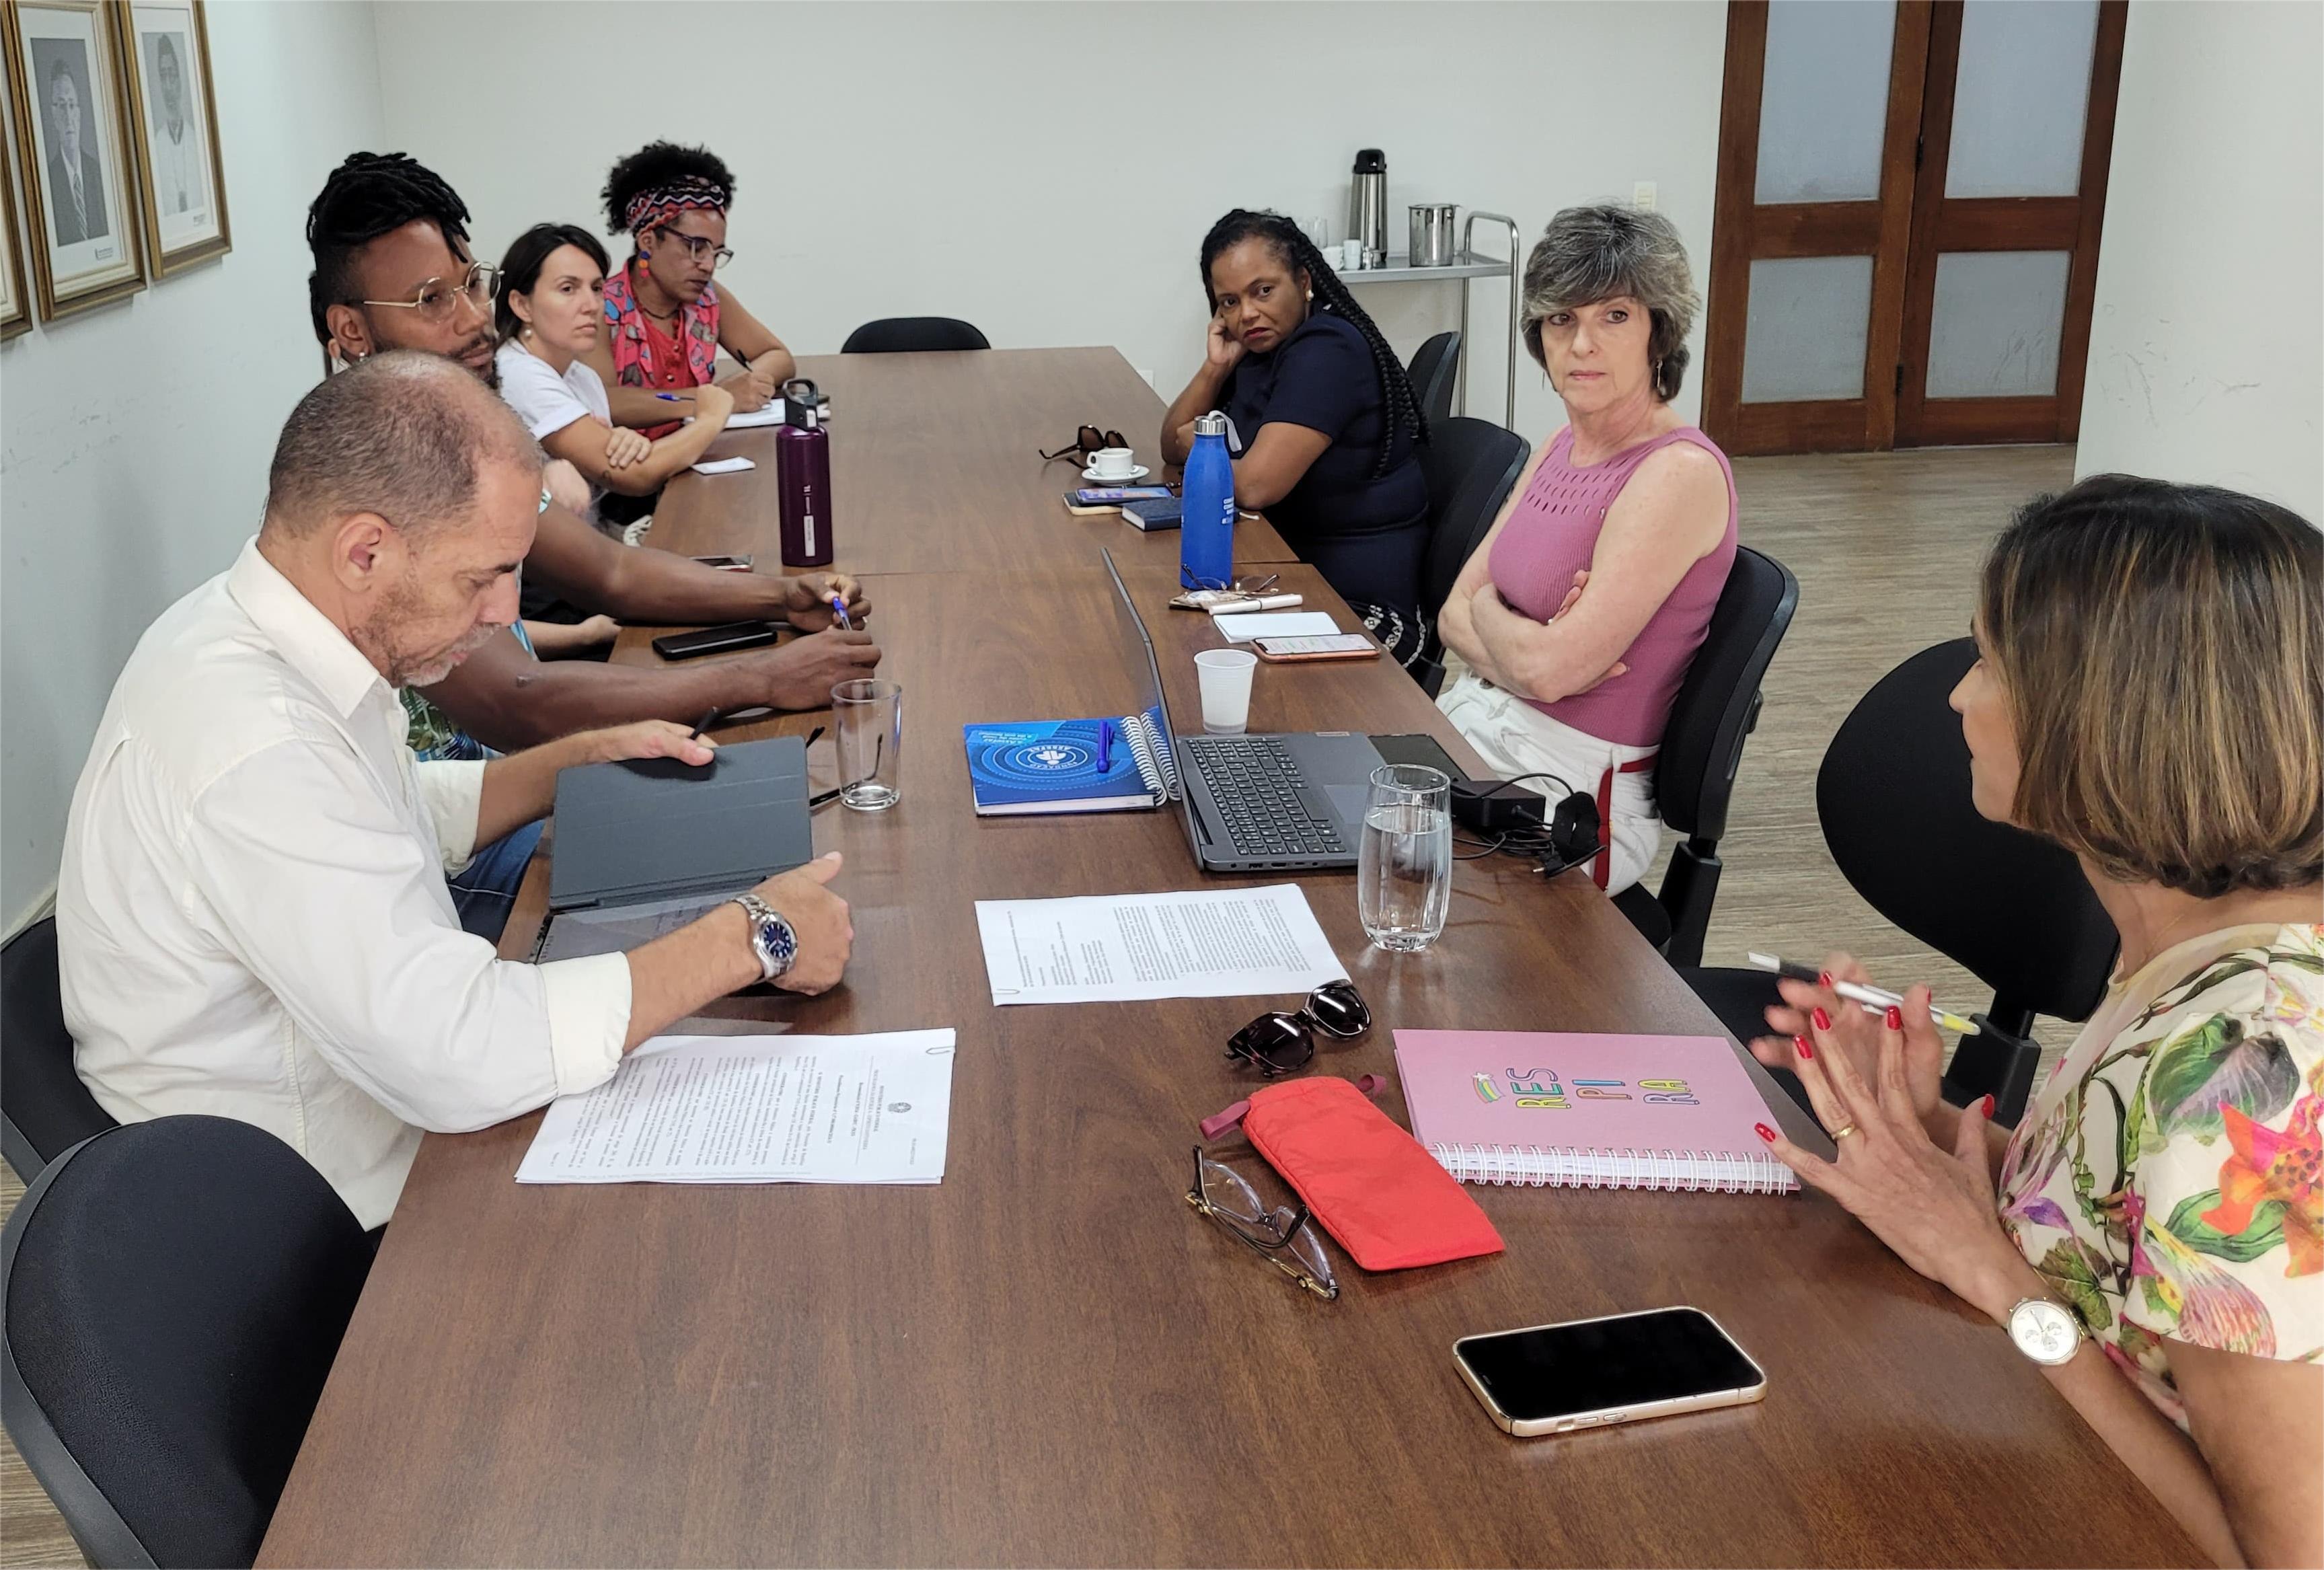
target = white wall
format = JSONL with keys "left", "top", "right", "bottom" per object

{"left": 0, "top": 1, "right": 386, "bottom": 927}
{"left": 373, "top": 0, "right": 1727, "bottom": 435}
{"left": 2075, "top": 0, "right": 2322, "bottom": 519}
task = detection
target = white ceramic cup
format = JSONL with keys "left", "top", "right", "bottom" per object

{"left": 1340, "top": 239, "right": 1364, "bottom": 272}
{"left": 1088, "top": 447, "right": 1136, "bottom": 479}
{"left": 1195, "top": 648, "right": 1259, "bottom": 735}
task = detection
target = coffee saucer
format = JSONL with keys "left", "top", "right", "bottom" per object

{"left": 1082, "top": 463, "right": 1152, "bottom": 484}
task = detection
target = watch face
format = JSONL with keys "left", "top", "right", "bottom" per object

{"left": 2011, "top": 1300, "right": 2082, "bottom": 1363}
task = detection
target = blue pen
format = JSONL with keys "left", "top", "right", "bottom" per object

{"left": 654, "top": 391, "right": 691, "bottom": 402}
{"left": 1096, "top": 719, "right": 1115, "bottom": 774}
{"left": 828, "top": 594, "right": 853, "bottom": 631}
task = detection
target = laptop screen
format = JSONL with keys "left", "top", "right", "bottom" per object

{"left": 1101, "top": 548, "right": 1177, "bottom": 742}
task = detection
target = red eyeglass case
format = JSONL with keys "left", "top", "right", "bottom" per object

{"left": 1205, "top": 1075, "right": 1503, "bottom": 1273}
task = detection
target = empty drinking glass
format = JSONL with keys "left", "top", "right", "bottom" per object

{"left": 1357, "top": 764, "right": 1451, "bottom": 951}
{"left": 832, "top": 679, "right": 902, "bottom": 811}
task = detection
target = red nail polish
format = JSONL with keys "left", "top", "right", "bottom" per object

{"left": 1794, "top": 1033, "right": 1814, "bottom": 1061}
{"left": 1981, "top": 1094, "right": 1996, "bottom": 1119}
{"left": 1818, "top": 971, "right": 1834, "bottom": 989}
{"left": 1754, "top": 1123, "right": 1777, "bottom": 1142}
{"left": 1885, "top": 1005, "right": 1905, "bottom": 1030}
{"left": 1812, "top": 1006, "right": 1832, "bottom": 1032}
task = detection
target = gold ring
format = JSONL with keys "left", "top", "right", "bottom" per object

{"left": 1830, "top": 1123, "right": 1859, "bottom": 1141}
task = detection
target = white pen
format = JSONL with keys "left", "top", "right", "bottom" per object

{"left": 1745, "top": 952, "right": 1980, "bottom": 1035}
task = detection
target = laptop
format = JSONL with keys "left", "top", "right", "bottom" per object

{"left": 532, "top": 735, "right": 815, "bottom": 962}
{"left": 1102, "top": 549, "right": 1384, "bottom": 872}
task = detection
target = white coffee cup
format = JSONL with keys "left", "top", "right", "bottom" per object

{"left": 1195, "top": 648, "right": 1259, "bottom": 735}
{"left": 1340, "top": 239, "right": 1363, "bottom": 272}
{"left": 1088, "top": 447, "right": 1136, "bottom": 479}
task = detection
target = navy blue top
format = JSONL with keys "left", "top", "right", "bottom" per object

{"left": 1217, "top": 311, "right": 1428, "bottom": 544}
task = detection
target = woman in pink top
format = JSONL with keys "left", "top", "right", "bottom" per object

{"left": 1435, "top": 206, "right": 1737, "bottom": 893}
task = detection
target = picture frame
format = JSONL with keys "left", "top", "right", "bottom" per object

{"left": 3, "top": 0, "right": 144, "bottom": 318}
{"left": 0, "top": 42, "right": 32, "bottom": 338}
{"left": 116, "top": 0, "right": 223, "bottom": 274}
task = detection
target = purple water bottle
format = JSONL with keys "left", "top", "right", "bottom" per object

{"left": 776, "top": 377, "right": 833, "bottom": 568}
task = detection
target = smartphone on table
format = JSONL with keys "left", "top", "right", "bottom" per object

{"left": 1252, "top": 634, "right": 1380, "bottom": 663}
{"left": 689, "top": 554, "right": 755, "bottom": 572}
{"left": 651, "top": 621, "right": 781, "bottom": 661}
{"left": 1454, "top": 1307, "right": 1766, "bottom": 1436}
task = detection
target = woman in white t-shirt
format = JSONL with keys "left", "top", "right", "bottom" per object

{"left": 493, "top": 223, "right": 733, "bottom": 531}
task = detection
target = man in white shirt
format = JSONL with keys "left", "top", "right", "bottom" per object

{"left": 147, "top": 34, "right": 197, "bottom": 219}
{"left": 57, "top": 352, "right": 854, "bottom": 1228}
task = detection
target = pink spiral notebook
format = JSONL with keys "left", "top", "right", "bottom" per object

{"left": 1392, "top": 1030, "right": 1797, "bottom": 1194}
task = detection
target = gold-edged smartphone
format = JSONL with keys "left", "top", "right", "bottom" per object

{"left": 1454, "top": 1306, "right": 1766, "bottom": 1437}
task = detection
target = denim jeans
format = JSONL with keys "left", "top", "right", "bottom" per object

{"left": 447, "top": 820, "right": 546, "bottom": 944}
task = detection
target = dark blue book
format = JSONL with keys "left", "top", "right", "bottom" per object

{"left": 963, "top": 710, "right": 1177, "bottom": 815}
{"left": 1121, "top": 497, "right": 1183, "bottom": 531}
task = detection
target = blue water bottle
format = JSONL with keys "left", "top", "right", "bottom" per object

{"left": 1180, "top": 411, "right": 1236, "bottom": 590}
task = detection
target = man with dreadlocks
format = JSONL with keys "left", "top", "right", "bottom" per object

{"left": 307, "top": 151, "right": 878, "bottom": 937}
{"left": 1160, "top": 209, "right": 1431, "bottom": 646}
{"left": 584, "top": 141, "right": 794, "bottom": 439}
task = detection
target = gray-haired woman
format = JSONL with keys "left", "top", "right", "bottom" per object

{"left": 1434, "top": 205, "right": 1737, "bottom": 893}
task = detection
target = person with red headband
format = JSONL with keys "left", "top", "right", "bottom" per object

{"left": 586, "top": 142, "right": 796, "bottom": 441}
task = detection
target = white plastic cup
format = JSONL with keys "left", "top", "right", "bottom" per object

{"left": 1195, "top": 648, "right": 1258, "bottom": 735}
{"left": 1087, "top": 447, "right": 1136, "bottom": 479}
{"left": 1339, "top": 239, "right": 1363, "bottom": 272}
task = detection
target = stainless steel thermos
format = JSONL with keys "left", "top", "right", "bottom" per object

{"left": 776, "top": 377, "right": 833, "bottom": 568}
{"left": 1347, "top": 149, "right": 1387, "bottom": 268}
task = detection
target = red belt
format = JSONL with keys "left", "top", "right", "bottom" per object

{"left": 1593, "top": 753, "right": 1659, "bottom": 890}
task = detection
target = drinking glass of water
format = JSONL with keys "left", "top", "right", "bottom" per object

{"left": 1357, "top": 764, "right": 1451, "bottom": 952}
{"left": 832, "top": 679, "right": 903, "bottom": 811}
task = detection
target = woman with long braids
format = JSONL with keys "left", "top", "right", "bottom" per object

{"left": 583, "top": 141, "right": 794, "bottom": 442}
{"left": 1160, "top": 209, "right": 1431, "bottom": 635}
{"left": 1434, "top": 204, "right": 1735, "bottom": 896}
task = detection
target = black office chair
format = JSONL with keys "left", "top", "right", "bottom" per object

{"left": 2, "top": 918, "right": 115, "bottom": 1182}
{"left": 839, "top": 317, "right": 991, "bottom": 354}
{"left": 1411, "top": 416, "right": 1530, "bottom": 696}
{"left": 1406, "top": 330, "right": 1461, "bottom": 428}
{"left": 2, "top": 1115, "right": 373, "bottom": 1569}
{"left": 1610, "top": 546, "right": 1800, "bottom": 967}
{"left": 1681, "top": 639, "right": 2120, "bottom": 1125}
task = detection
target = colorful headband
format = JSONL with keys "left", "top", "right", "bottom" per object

{"left": 624, "top": 176, "right": 727, "bottom": 237}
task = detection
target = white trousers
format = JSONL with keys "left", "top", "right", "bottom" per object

{"left": 1435, "top": 671, "right": 1661, "bottom": 894}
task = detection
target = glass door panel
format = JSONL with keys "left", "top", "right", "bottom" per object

{"left": 1924, "top": 250, "right": 2070, "bottom": 398}
{"left": 1756, "top": 0, "right": 1898, "bottom": 203}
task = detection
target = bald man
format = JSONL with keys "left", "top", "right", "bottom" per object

{"left": 58, "top": 352, "right": 854, "bottom": 1228}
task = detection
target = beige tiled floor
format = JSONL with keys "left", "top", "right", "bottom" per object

{"left": 0, "top": 442, "right": 2081, "bottom": 1567}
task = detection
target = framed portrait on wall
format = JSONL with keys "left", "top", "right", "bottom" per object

{"left": 0, "top": 48, "right": 32, "bottom": 338}
{"left": 118, "top": 0, "right": 223, "bottom": 273}
{"left": 3, "top": 0, "right": 144, "bottom": 319}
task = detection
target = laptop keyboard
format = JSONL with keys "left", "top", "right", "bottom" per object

{"left": 1185, "top": 736, "right": 1348, "bottom": 860}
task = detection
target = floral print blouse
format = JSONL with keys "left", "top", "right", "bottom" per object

{"left": 1996, "top": 922, "right": 2323, "bottom": 1428}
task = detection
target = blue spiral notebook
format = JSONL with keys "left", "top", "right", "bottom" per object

{"left": 963, "top": 709, "right": 1178, "bottom": 815}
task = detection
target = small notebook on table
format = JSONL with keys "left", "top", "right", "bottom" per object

{"left": 1392, "top": 1029, "right": 1796, "bottom": 1194}
{"left": 963, "top": 709, "right": 1179, "bottom": 815}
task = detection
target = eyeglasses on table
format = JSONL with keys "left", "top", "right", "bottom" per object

{"left": 1184, "top": 1146, "right": 1338, "bottom": 1300}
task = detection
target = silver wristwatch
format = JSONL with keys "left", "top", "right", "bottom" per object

{"left": 2007, "top": 1296, "right": 2089, "bottom": 1366}
{"left": 729, "top": 893, "right": 798, "bottom": 983}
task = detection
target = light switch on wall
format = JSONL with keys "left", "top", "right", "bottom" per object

{"left": 1633, "top": 182, "right": 1657, "bottom": 211}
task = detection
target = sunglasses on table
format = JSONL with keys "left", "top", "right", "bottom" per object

{"left": 1185, "top": 1147, "right": 1338, "bottom": 1300}
{"left": 1225, "top": 980, "right": 1371, "bottom": 1077}
{"left": 1039, "top": 424, "right": 1130, "bottom": 463}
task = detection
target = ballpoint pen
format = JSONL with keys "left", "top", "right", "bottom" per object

{"left": 1096, "top": 718, "right": 1115, "bottom": 774}
{"left": 1746, "top": 952, "right": 1981, "bottom": 1034}
{"left": 689, "top": 708, "right": 722, "bottom": 739}
{"left": 828, "top": 594, "right": 853, "bottom": 631}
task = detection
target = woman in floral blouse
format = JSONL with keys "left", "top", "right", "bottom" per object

{"left": 1751, "top": 476, "right": 2320, "bottom": 1567}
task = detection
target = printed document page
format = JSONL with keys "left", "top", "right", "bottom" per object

{"left": 516, "top": 1029, "right": 956, "bottom": 1185}
{"left": 974, "top": 884, "right": 1347, "bottom": 1004}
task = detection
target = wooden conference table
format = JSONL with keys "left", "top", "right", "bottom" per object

{"left": 259, "top": 350, "right": 2195, "bottom": 1567}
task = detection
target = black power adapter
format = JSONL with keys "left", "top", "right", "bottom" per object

{"left": 1450, "top": 778, "right": 1548, "bottom": 834}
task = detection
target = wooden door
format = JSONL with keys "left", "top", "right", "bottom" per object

{"left": 1894, "top": 0, "right": 2128, "bottom": 445}
{"left": 1703, "top": 1, "right": 2127, "bottom": 456}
